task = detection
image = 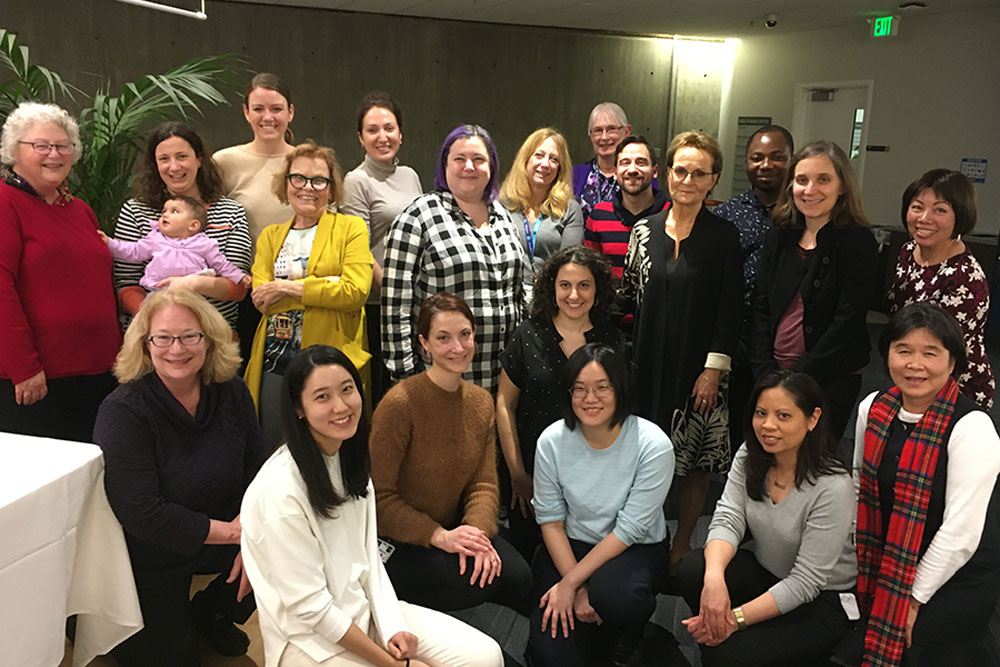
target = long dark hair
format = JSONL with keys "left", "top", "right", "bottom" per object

{"left": 743, "top": 370, "right": 848, "bottom": 501}
{"left": 281, "top": 345, "right": 370, "bottom": 518}
{"left": 134, "top": 121, "right": 224, "bottom": 209}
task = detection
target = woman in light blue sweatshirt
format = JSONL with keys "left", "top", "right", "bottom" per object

{"left": 528, "top": 343, "right": 674, "bottom": 667}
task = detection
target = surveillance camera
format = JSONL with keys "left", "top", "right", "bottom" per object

{"left": 765, "top": 14, "right": 778, "bottom": 28}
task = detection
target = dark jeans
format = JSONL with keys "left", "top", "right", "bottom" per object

{"left": 677, "top": 548, "right": 852, "bottom": 667}
{"left": 528, "top": 538, "right": 669, "bottom": 667}
{"left": 0, "top": 372, "right": 116, "bottom": 442}
{"left": 383, "top": 535, "right": 533, "bottom": 615}
{"left": 112, "top": 545, "right": 256, "bottom": 667}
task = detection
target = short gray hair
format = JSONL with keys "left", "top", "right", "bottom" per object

{"left": 1, "top": 102, "right": 81, "bottom": 165}
{"left": 587, "top": 102, "right": 628, "bottom": 132}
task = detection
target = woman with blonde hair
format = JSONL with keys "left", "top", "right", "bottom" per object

{"left": 244, "top": 141, "right": 373, "bottom": 448}
{"left": 500, "top": 127, "right": 583, "bottom": 276}
{"left": 94, "top": 288, "right": 267, "bottom": 666}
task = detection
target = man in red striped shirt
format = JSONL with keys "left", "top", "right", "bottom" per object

{"left": 583, "top": 135, "right": 669, "bottom": 279}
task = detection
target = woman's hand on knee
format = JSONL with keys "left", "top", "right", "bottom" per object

{"left": 540, "top": 579, "right": 577, "bottom": 639}
{"left": 573, "top": 585, "right": 602, "bottom": 625}
{"left": 430, "top": 525, "right": 492, "bottom": 557}
{"left": 699, "top": 572, "right": 734, "bottom": 641}
{"left": 468, "top": 544, "right": 502, "bottom": 588}
{"left": 387, "top": 631, "right": 418, "bottom": 659}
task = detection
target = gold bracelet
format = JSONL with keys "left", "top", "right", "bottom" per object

{"left": 732, "top": 606, "right": 747, "bottom": 630}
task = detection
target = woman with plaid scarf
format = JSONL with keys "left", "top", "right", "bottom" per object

{"left": 847, "top": 303, "right": 1000, "bottom": 666}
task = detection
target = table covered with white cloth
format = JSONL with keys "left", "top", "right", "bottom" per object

{"left": 0, "top": 432, "right": 142, "bottom": 667}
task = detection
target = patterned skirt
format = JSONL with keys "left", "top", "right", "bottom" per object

{"left": 670, "top": 373, "right": 732, "bottom": 476}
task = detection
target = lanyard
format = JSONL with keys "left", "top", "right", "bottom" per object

{"left": 522, "top": 214, "right": 543, "bottom": 257}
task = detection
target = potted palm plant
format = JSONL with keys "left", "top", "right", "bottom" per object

{"left": 0, "top": 27, "right": 240, "bottom": 230}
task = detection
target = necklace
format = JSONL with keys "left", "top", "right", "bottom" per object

{"left": 770, "top": 467, "right": 793, "bottom": 490}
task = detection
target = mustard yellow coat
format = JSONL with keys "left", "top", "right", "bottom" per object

{"left": 244, "top": 211, "right": 373, "bottom": 408}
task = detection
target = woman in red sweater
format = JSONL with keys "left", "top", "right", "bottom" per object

{"left": 0, "top": 102, "right": 120, "bottom": 441}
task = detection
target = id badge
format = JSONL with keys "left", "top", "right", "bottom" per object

{"left": 378, "top": 538, "right": 396, "bottom": 563}
{"left": 273, "top": 314, "right": 293, "bottom": 340}
{"left": 839, "top": 592, "right": 861, "bottom": 621}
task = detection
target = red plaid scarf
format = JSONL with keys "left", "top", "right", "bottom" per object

{"left": 856, "top": 377, "right": 959, "bottom": 666}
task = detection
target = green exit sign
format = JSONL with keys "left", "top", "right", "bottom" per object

{"left": 872, "top": 15, "right": 900, "bottom": 38}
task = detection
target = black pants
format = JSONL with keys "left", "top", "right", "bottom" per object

{"left": 820, "top": 373, "right": 863, "bottom": 443}
{"left": 112, "top": 545, "right": 256, "bottom": 667}
{"left": 0, "top": 372, "right": 116, "bottom": 442}
{"left": 507, "top": 504, "right": 542, "bottom": 564}
{"left": 728, "top": 344, "right": 755, "bottom": 456}
{"left": 383, "top": 535, "right": 532, "bottom": 615}
{"left": 834, "top": 563, "right": 1000, "bottom": 666}
{"left": 528, "top": 538, "right": 669, "bottom": 667}
{"left": 365, "top": 303, "right": 390, "bottom": 407}
{"left": 677, "top": 548, "right": 852, "bottom": 667}
{"left": 236, "top": 291, "right": 261, "bottom": 374}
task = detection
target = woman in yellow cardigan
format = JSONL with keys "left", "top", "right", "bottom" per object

{"left": 244, "top": 142, "right": 373, "bottom": 446}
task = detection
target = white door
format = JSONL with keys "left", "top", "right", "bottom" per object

{"left": 791, "top": 81, "right": 873, "bottom": 187}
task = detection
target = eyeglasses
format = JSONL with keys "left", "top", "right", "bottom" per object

{"left": 589, "top": 125, "right": 624, "bottom": 138}
{"left": 571, "top": 384, "right": 614, "bottom": 399}
{"left": 147, "top": 332, "right": 205, "bottom": 348}
{"left": 669, "top": 166, "right": 714, "bottom": 182}
{"left": 19, "top": 141, "right": 74, "bottom": 156}
{"left": 287, "top": 173, "right": 332, "bottom": 190}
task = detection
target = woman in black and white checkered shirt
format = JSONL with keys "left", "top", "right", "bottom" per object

{"left": 381, "top": 124, "right": 529, "bottom": 395}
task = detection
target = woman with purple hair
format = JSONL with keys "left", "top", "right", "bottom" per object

{"left": 381, "top": 124, "right": 529, "bottom": 394}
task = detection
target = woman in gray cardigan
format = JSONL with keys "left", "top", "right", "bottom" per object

{"left": 677, "top": 370, "right": 857, "bottom": 667}
{"left": 499, "top": 128, "right": 583, "bottom": 279}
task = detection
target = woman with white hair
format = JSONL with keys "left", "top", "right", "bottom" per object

{"left": 571, "top": 102, "right": 632, "bottom": 220}
{"left": 0, "top": 102, "right": 120, "bottom": 441}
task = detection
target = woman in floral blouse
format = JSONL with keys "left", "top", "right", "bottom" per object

{"left": 887, "top": 168, "right": 994, "bottom": 410}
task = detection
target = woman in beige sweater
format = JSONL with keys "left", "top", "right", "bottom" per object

{"left": 370, "top": 292, "right": 532, "bottom": 617}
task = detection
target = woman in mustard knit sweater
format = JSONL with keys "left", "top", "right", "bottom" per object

{"left": 244, "top": 141, "right": 372, "bottom": 448}
{"left": 370, "top": 292, "right": 532, "bottom": 619}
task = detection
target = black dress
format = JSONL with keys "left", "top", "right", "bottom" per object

{"left": 621, "top": 205, "right": 742, "bottom": 475}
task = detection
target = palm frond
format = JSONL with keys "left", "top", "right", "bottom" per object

{"left": 0, "top": 26, "right": 243, "bottom": 231}
{"left": 0, "top": 29, "right": 77, "bottom": 118}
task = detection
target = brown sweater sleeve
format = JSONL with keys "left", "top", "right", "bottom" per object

{"left": 369, "top": 388, "right": 442, "bottom": 546}
{"left": 460, "top": 392, "right": 500, "bottom": 538}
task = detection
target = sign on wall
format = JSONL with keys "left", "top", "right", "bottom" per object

{"left": 960, "top": 157, "right": 987, "bottom": 184}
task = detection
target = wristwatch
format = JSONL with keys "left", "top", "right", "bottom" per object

{"left": 732, "top": 605, "right": 747, "bottom": 630}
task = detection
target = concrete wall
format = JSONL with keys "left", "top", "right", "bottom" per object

{"left": 718, "top": 7, "right": 1000, "bottom": 234}
{"left": 5, "top": 0, "right": 675, "bottom": 194}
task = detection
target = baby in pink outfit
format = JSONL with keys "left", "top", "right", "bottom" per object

{"left": 100, "top": 196, "right": 251, "bottom": 293}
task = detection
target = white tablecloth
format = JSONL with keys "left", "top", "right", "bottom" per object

{"left": 0, "top": 433, "right": 142, "bottom": 667}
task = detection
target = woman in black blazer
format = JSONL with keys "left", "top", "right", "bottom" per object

{"left": 751, "top": 140, "right": 877, "bottom": 440}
